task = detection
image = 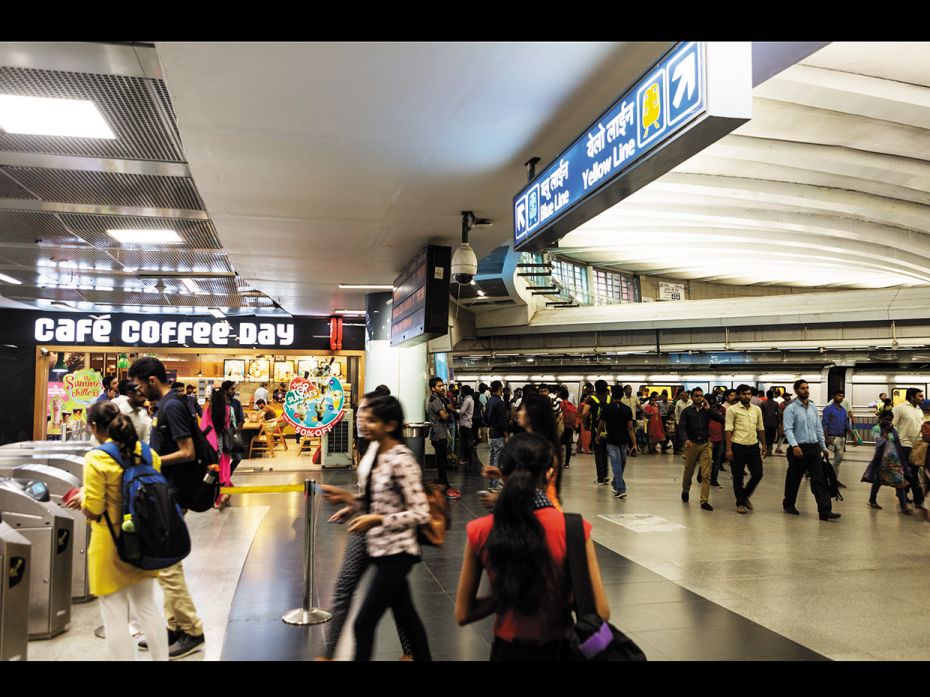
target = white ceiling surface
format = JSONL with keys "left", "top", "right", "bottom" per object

{"left": 154, "top": 42, "right": 673, "bottom": 315}
{"left": 559, "top": 42, "right": 930, "bottom": 289}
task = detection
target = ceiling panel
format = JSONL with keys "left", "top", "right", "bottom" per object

{"left": 2, "top": 167, "right": 204, "bottom": 209}
{"left": 0, "top": 67, "right": 182, "bottom": 161}
{"left": 0, "top": 171, "right": 35, "bottom": 199}
{"left": 0, "top": 210, "right": 84, "bottom": 245}
{"left": 58, "top": 214, "right": 222, "bottom": 249}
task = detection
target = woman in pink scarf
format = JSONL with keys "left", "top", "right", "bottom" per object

{"left": 201, "top": 387, "right": 232, "bottom": 508}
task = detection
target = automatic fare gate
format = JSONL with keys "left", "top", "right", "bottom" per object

{"left": 0, "top": 513, "right": 30, "bottom": 661}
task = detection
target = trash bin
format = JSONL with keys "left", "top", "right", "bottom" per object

{"left": 0, "top": 465, "right": 90, "bottom": 603}
{"left": 0, "top": 478, "right": 75, "bottom": 639}
{"left": 0, "top": 514, "right": 30, "bottom": 661}
{"left": 402, "top": 422, "right": 431, "bottom": 469}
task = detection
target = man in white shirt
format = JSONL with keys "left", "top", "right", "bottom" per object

{"left": 112, "top": 379, "right": 152, "bottom": 442}
{"left": 253, "top": 382, "right": 270, "bottom": 405}
{"left": 892, "top": 387, "right": 927, "bottom": 511}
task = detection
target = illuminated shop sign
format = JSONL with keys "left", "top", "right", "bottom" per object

{"left": 34, "top": 316, "right": 295, "bottom": 347}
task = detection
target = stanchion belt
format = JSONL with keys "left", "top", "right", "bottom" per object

{"left": 218, "top": 484, "right": 305, "bottom": 494}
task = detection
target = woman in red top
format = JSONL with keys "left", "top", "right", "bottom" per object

{"left": 643, "top": 394, "right": 666, "bottom": 454}
{"left": 455, "top": 433, "right": 610, "bottom": 660}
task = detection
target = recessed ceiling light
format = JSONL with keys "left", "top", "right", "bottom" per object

{"left": 106, "top": 229, "right": 183, "bottom": 245}
{"left": 208, "top": 307, "right": 225, "bottom": 319}
{"left": 0, "top": 95, "right": 116, "bottom": 139}
{"left": 338, "top": 284, "right": 394, "bottom": 290}
{"left": 180, "top": 278, "right": 202, "bottom": 293}
{"left": 0, "top": 273, "right": 22, "bottom": 285}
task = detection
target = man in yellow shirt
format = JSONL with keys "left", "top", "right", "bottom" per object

{"left": 725, "top": 384, "right": 767, "bottom": 514}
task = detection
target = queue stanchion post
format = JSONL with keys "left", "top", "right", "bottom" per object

{"left": 283, "top": 478, "right": 332, "bottom": 626}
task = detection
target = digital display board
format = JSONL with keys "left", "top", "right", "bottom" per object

{"left": 390, "top": 245, "right": 451, "bottom": 346}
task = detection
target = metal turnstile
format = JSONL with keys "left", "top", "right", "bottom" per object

{"left": 0, "top": 515, "right": 30, "bottom": 661}
{"left": 0, "top": 465, "right": 91, "bottom": 603}
{"left": 0, "top": 455, "right": 86, "bottom": 481}
{"left": 0, "top": 479, "right": 74, "bottom": 639}
{"left": 0, "top": 441, "right": 92, "bottom": 454}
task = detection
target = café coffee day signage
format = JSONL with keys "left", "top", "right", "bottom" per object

{"left": 514, "top": 42, "right": 751, "bottom": 251}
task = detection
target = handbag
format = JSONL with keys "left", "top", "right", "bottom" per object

{"left": 563, "top": 513, "right": 646, "bottom": 661}
{"left": 223, "top": 406, "right": 246, "bottom": 455}
{"left": 821, "top": 453, "right": 844, "bottom": 501}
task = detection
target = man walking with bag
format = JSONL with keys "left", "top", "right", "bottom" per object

{"left": 782, "top": 379, "right": 841, "bottom": 521}
{"left": 130, "top": 357, "right": 206, "bottom": 658}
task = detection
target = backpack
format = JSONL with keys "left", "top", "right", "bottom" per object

{"left": 172, "top": 410, "right": 220, "bottom": 513}
{"left": 562, "top": 401, "right": 578, "bottom": 430}
{"left": 98, "top": 442, "right": 191, "bottom": 571}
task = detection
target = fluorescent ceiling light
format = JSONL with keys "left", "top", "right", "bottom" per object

{"left": 0, "top": 273, "right": 22, "bottom": 285}
{"left": 0, "top": 95, "right": 115, "bottom": 139}
{"left": 207, "top": 307, "right": 225, "bottom": 319}
{"left": 338, "top": 284, "right": 394, "bottom": 290}
{"left": 180, "top": 278, "right": 202, "bottom": 293}
{"left": 106, "top": 229, "right": 183, "bottom": 245}
{"left": 335, "top": 309, "right": 365, "bottom": 315}
{"left": 477, "top": 290, "right": 486, "bottom": 297}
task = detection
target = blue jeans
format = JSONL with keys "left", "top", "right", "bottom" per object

{"left": 489, "top": 436, "right": 505, "bottom": 488}
{"left": 606, "top": 444, "right": 627, "bottom": 494}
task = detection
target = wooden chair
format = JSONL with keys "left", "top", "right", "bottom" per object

{"left": 269, "top": 420, "right": 289, "bottom": 452}
{"left": 298, "top": 435, "right": 317, "bottom": 457}
{"left": 248, "top": 422, "right": 275, "bottom": 459}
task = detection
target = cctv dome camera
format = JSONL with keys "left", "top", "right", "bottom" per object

{"left": 452, "top": 242, "right": 478, "bottom": 285}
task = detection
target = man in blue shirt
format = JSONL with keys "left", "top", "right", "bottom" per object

{"left": 782, "top": 379, "right": 841, "bottom": 521}
{"left": 821, "top": 389, "right": 848, "bottom": 488}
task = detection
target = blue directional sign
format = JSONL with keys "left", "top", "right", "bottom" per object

{"left": 514, "top": 41, "right": 708, "bottom": 250}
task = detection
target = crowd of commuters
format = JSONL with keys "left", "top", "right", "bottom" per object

{"left": 60, "top": 366, "right": 930, "bottom": 662}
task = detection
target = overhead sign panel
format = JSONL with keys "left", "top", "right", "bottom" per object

{"left": 390, "top": 245, "right": 451, "bottom": 347}
{"left": 514, "top": 42, "right": 751, "bottom": 251}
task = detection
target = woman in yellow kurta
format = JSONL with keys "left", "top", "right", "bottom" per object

{"left": 68, "top": 402, "right": 169, "bottom": 661}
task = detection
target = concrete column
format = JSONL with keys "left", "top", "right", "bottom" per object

{"left": 364, "top": 292, "right": 428, "bottom": 422}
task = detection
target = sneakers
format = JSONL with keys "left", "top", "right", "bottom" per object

{"left": 139, "top": 628, "right": 180, "bottom": 651}
{"left": 867, "top": 501, "right": 882, "bottom": 510}
{"left": 819, "top": 512, "right": 841, "bottom": 521}
{"left": 743, "top": 498, "right": 754, "bottom": 511}
{"left": 711, "top": 482, "right": 723, "bottom": 489}
{"left": 169, "top": 631, "right": 205, "bottom": 660}
{"left": 701, "top": 502, "right": 713, "bottom": 511}
{"left": 681, "top": 491, "right": 689, "bottom": 503}
{"left": 737, "top": 505, "right": 748, "bottom": 514}
{"left": 593, "top": 479, "right": 609, "bottom": 486}
{"left": 783, "top": 505, "right": 800, "bottom": 515}
{"left": 836, "top": 481, "right": 847, "bottom": 489}
{"left": 445, "top": 487, "right": 462, "bottom": 500}
{"left": 613, "top": 490, "right": 627, "bottom": 499}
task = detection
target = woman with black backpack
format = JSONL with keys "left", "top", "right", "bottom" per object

{"left": 455, "top": 432, "right": 610, "bottom": 660}
{"left": 65, "top": 401, "right": 170, "bottom": 661}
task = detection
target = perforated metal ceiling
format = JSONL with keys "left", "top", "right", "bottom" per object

{"left": 2, "top": 167, "right": 204, "bottom": 210}
{"left": 0, "top": 67, "right": 183, "bottom": 161}
{"left": 0, "top": 45, "right": 277, "bottom": 316}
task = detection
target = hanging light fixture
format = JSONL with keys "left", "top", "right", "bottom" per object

{"left": 52, "top": 354, "right": 68, "bottom": 373}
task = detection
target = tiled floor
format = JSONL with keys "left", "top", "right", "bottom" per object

{"left": 24, "top": 442, "right": 930, "bottom": 660}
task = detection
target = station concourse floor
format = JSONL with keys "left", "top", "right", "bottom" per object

{"left": 28, "top": 442, "right": 930, "bottom": 661}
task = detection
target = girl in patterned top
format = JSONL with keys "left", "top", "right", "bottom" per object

{"left": 339, "top": 395, "right": 432, "bottom": 661}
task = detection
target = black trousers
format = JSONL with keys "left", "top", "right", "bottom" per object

{"left": 764, "top": 425, "right": 778, "bottom": 452}
{"left": 783, "top": 443, "right": 833, "bottom": 514}
{"left": 430, "top": 438, "right": 451, "bottom": 488}
{"left": 561, "top": 428, "right": 574, "bottom": 469}
{"left": 490, "top": 636, "right": 566, "bottom": 661}
{"left": 731, "top": 442, "right": 764, "bottom": 506}
{"left": 593, "top": 439, "right": 609, "bottom": 482}
{"left": 711, "top": 440, "right": 725, "bottom": 483}
{"left": 901, "top": 447, "right": 925, "bottom": 506}
{"left": 353, "top": 554, "right": 431, "bottom": 661}
{"left": 459, "top": 427, "right": 479, "bottom": 470}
